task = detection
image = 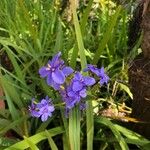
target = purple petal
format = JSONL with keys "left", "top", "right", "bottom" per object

{"left": 48, "top": 106, "right": 55, "bottom": 113}
{"left": 99, "top": 67, "right": 105, "bottom": 75}
{"left": 46, "top": 74, "right": 53, "bottom": 86}
{"left": 52, "top": 69, "right": 65, "bottom": 84}
{"left": 79, "top": 89, "right": 87, "bottom": 98}
{"left": 51, "top": 52, "right": 64, "bottom": 67}
{"left": 41, "top": 113, "right": 48, "bottom": 122}
{"left": 68, "top": 91, "right": 76, "bottom": 97}
{"left": 75, "top": 95, "right": 81, "bottom": 102}
{"left": 66, "top": 99, "right": 76, "bottom": 109}
{"left": 100, "top": 79, "right": 104, "bottom": 86}
{"left": 62, "top": 67, "right": 74, "bottom": 77}
{"left": 72, "top": 81, "right": 83, "bottom": 92}
{"left": 98, "top": 67, "right": 109, "bottom": 85}
{"left": 51, "top": 82, "right": 61, "bottom": 90}
{"left": 46, "top": 75, "right": 61, "bottom": 90}
{"left": 51, "top": 52, "right": 61, "bottom": 64}
{"left": 83, "top": 76, "right": 96, "bottom": 86}
{"left": 37, "top": 100, "right": 47, "bottom": 108}
{"left": 30, "top": 110, "right": 41, "bottom": 118}
{"left": 40, "top": 99, "right": 48, "bottom": 105}
{"left": 39, "top": 67, "right": 49, "bottom": 77}
{"left": 74, "top": 72, "right": 82, "bottom": 80}
{"left": 87, "top": 64, "right": 100, "bottom": 76}
{"left": 100, "top": 75, "right": 109, "bottom": 86}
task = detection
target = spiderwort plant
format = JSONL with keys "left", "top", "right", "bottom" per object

{"left": 39, "top": 52, "right": 73, "bottom": 90}
{"left": 29, "top": 52, "right": 109, "bottom": 121}
{"left": 59, "top": 72, "right": 95, "bottom": 110}
{"left": 66, "top": 72, "right": 95, "bottom": 106}
{"left": 29, "top": 96, "right": 55, "bottom": 122}
{"left": 84, "top": 64, "right": 110, "bottom": 86}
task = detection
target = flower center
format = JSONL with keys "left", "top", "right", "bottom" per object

{"left": 46, "top": 64, "right": 51, "bottom": 71}
{"left": 52, "top": 68, "right": 55, "bottom": 72}
{"left": 60, "top": 85, "right": 65, "bottom": 90}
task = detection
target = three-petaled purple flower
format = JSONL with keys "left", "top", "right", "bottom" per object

{"left": 84, "top": 64, "right": 109, "bottom": 85}
{"left": 39, "top": 52, "right": 73, "bottom": 90}
{"left": 60, "top": 72, "right": 95, "bottom": 109}
{"left": 29, "top": 96, "right": 55, "bottom": 122}
{"left": 59, "top": 89, "right": 76, "bottom": 109}
{"left": 29, "top": 98, "right": 41, "bottom": 118}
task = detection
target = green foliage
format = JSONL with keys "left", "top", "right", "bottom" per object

{"left": 0, "top": 0, "right": 148, "bottom": 149}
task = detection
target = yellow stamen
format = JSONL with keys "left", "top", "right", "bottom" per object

{"left": 60, "top": 85, "right": 65, "bottom": 90}
{"left": 46, "top": 64, "right": 51, "bottom": 70}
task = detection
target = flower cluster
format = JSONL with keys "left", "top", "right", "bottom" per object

{"left": 29, "top": 96, "right": 55, "bottom": 122}
{"left": 60, "top": 72, "right": 95, "bottom": 109}
{"left": 29, "top": 52, "right": 109, "bottom": 121}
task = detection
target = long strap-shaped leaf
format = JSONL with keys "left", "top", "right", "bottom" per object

{"left": 69, "top": 1, "right": 94, "bottom": 150}
{"left": 69, "top": 0, "right": 93, "bottom": 69}
{"left": 69, "top": 107, "right": 80, "bottom": 150}
{"left": 69, "top": 0, "right": 88, "bottom": 150}
{"left": 95, "top": 117, "right": 129, "bottom": 150}
{"left": 5, "top": 126, "right": 64, "bottom": 150}
{"left": 92, "top": 6, "right": 122, "bottom": 65}
{"left": 69, "top": 0, "right": 87, "bottom": 69}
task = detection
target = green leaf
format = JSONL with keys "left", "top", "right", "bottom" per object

{"left": 54, "top": 20, "right": 63, "bottom": 53}
{"left": 1, "top": 87, "right": 20, "bottom": 121}
{"left": 0, "top": 115, "right": 28, "bottom": 136}
{"left": 3, "top": 46, "right": 25, "bottom": 82}
{"left": 45, "top": 130, "right": 58, "bottom": 150}
{"left": 119, "top": 83, "right": 133, "bottom": 99}
{"left": 24, "top": 136, "right": 39, "bottom": 150}
{"left": 69, "top": 0, "right": 94, "bottom": 69}
{"left": 69, "top": 107, "right": 80, "bottom": 150}
{"left": 95, "top": 117, "right": 129, "bottom": 150}
{"left": 114, "top": 124, "right": 150, "bottom": 149}
{"left": 5, "top": 127, "right": 64, "bottom": 150}
{"left": 92, "top": 6, "right": 122, "bottom": 65}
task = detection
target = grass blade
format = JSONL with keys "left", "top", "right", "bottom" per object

{"left": 5, "top": 126, "right": 64, "bottom": 150}
{"left": 45, "top": 130, "right": 58, "bottom": 150}
{"left": 95, "top": 117, "right": 129, "bottom": 150}
{"left": 92, "top": 6, "right": 122, "bottom": 65}
{"left": 70, "top": 0, "right": 93, "bottom": 69}
{"left": 24, "top": 136, "right": 39, "bottom": 150}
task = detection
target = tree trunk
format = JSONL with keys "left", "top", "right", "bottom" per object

{"left": 128, "top": 0, "right": 150, "bottom": 138}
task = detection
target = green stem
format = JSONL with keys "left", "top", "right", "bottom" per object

{"left": 22, "top": 108, "right": 29, "bottom": 137}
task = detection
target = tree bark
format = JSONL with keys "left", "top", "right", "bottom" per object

{"left": 128, "top": 0, "right": 150, "bottom": 138}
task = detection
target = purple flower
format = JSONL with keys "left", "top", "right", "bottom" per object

{"left": 84, "top": 65, "right": 109, "bottom": 86}
{"left": 60, "top": 72, "right": 95, "bottom": 109}
{"left": 60, "top": 89, "right": 77, "bottom": 109}
{"left": 39, "top": 52, "right": 73, "bottom": 89}
{"left": 72, "top": 72, "right": 96, "bottom": 91}
{"left": 67, "top": 84, "right": 87, "bottom": 103}
{"left": 29, "top": 98, "right": 41, "bottom": 118}
{"left": 99, "top": 67, "right": 109, "bottom": 85}
{"left": 68, "top": 72, "right": 95, "bottom": 101}
{"left": 29, "top": 96, "right": 55, "bottom": 122}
